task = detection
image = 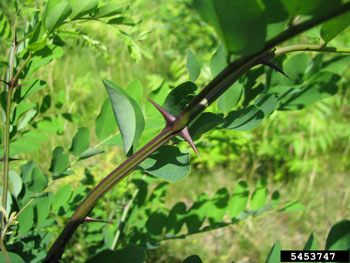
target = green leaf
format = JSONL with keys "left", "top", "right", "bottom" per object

{"left": 95, "top": 98, "right": 117, "bottom": 140}
{"left": 79, "top": 148, "right": 104, "bottom": 160}
{"left": 101, "top": 134, "right": 123, "bottom": 146}
{"left": 52, "top": 184, "right": 72, "bottom": 214}
{"left": 208, "top": 188, "right": 229, "bottom": 225}
{"left": 265, "top": 241, "right": 282, "bottom": 263}
{"left": 304, "top": 233, "right": 318, "bottom": 250}
{"left": 17, "top": 203, "right": 35, "bottom": 236}
{"left": 0, "top": 252, "right": 25, "bottom": 263}
{"left": 187, "top": 49, "right": 201, "bottom": 82}
{"left": 189, "top": 112, "right": 224, "bottom": 140}
{"left": 49, "top": 146, "right": 69, "bottom": 174}
{"left": 163, "top": 81, "right": 197, "bottom": 116}
{"left": 103, "top": 79, "right": 145, "bottom": 154}
{"left": 210, "top": 44, "right": 227, "bottom": 77}
{"left": 126, "top": 79, "right": 143, "bottom": 107}
{"left": 0, "top": 13, "right": 12, "bottom": 40}
{"left": 322, "top": 55, "right": 350, "bottom": 74}
{"left": 250, "top": 176, "right": 268, "bottom": 210}
{"left": 194, "top": 0, "right": 266, "bottom": 55}
{"left": 86, "top": 246, "right": 146, "bottom": 263}
{"left": 228, "top": 180, "right": 249, "bottom": 219}
{"left": 70, "top": 127, "right": 90, "bottom": 158}
{"left": 255, "top": 94, "right": 279, "bottom": 116}
{"left": 263, "top": 0, "right": 289, "bottom": 40}
{"left": 223, "top": 105, "right": 265, "bottom": 131}
{"left": 69, "top": 0, "right": 98, "bottom": 20}
{"left": 9, "top": 170, "right": 22, "bottom": 198}
{"left": 146, "top": 209, "right": 168, "bottom": 236}
{"left": 14, "top": 79, "right": 46, "bottom": 102}
{"left": 27, "top": 167, "right": 48, "bottom": 193}
{"left": 45, "top": 1, "right": 72, "bottom": 32}
{"left": 166, "top": 202, "right": 187, "bottom": 235}
{"left": 183, "top": 255, "right": 203, "bottom": 263}
{"left": 218, "top": 82, "right": 243, "bottom": 114}
{"left": 283, "top": 53, "right": 310, "bottom": 85}
{"left": 11, "top": 102, "right": 37, "bottom": 126}
{"left": 92, "top": 4, "right": 124, "bottom": 19}
{"left": 35, "top": 196, "right": 51, "bottom": 223}
{"left": 108, "top": 17, "right": 135, "bottom": 26}
{"left": 139, "top": 145, "right": 190, "bottom": 182}
{"left": 280, "top": 0, "right": 341, "bottom": 16}
{"left": 279, "top": 201, "right": 305, "bottom": 212}
{"left": 326, "top": 220, "right": 350, "bottom": 250}
{"left": 186, "top": 193, "right": 210, "bottom": 233}
{"left": 28, "top": 21, "right": 46, "bottom": 52}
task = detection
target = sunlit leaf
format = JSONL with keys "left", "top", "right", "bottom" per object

{"left": 187, "top": 49, "right": 201, "bottom": 82}
{"left": 69, "top": 0, "right": 98, "bottom": 20}
{"left": 49, "top": 146, "right": 69, "bottom": 174}
{"left": 70, "top": 127, "right": 90, "bottom": 158}
{"left": 228, "top": 180, "right": 249, "bottom": 219}
{"left": 265, "top": 241, "right": 282, "bottom": 263}
{"left": 250, "top": 176, "right": 268, "bottom": 210}
{"left": 194, "top": 0, "right": 266, "bottom": 55}
{"left": 103, "top": 79, "right": 145, "bottom": 154}
{"left": 223, "top": 105, "right": 265, "bottom": 131}
{"left": 304, "top": 233, "right": 318, "bottom": 250}
{"left": 218, "top": 82, "right": 243, "bottom": 114}
{"left": 45, "top": 1, "right": 72, "bottom": 32}
{"left": 92, "top": 4, "right": 124, "bottom": 19}
{"left": 208, "top": 188, "right": 229, "bottom": 225}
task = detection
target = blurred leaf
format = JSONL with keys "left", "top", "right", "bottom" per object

{"left": 163, "top": 81, "right": 197, "bottom": 116}
{"left": 228, "top": 180, "right": 249, "bottom": 219}
{"left": 146, "top": 209, "right": 168, "bottom": 236}
{"left": 126, "top": 79, "right": 143, "bottom": 107}
{"left": 49, "top": 146, "right": 69, "bottom": 174}
{"left": 55, "top": 90, "right": 65, "bottom": 109}
{"left": 208, "top": 188, "right": 229, "bottom": 225}
{"left": 210, "top": 44, "right": 227, "bottom": 77}
{"left": 279, "top": 201, "right": 305, "bottom": 212}
{"left": 40, "top": 95, "right": 51, "bottom": 113}
{"left": 326, "top": 220, "right": 350, "bottom": 250}
{"left": 45, "top": 1, "right": 72, "bottom": 32}
{"left": 101, "top": 134, "right": 123, "bottom": 146}
{"left": 139, "top": 145, "right": 190, "bottom": 182}
{"left": 218, "top": 82, "right": 243, "bottom": 114}
{"left": 0, "top": 252, "right": 25, "bottom": 263}
{"left": 70, "top": 127, "right": 90, "bottom": 158}
{"left": 183, "top": 255, "right": 203, "bottom": 263}
{"left": 265, "top": 241, "right": 282, "bottom": 263}
{"left": 166, "top": 202, "right": 187, "bottom": 235}
{"left": 187, "top": 49, "right": 201, "bottom": 82}
{"left": 194, "top": 0, "right": 266, "bottom": 55}
{"left": 304, "top": 233, "right": 318, "bottom": 250}
{"left": 280, "top": 0, "right": 341, "bottom": 16}
{"left": 263, "top": 0, "right": 289, "bottom": 40}
{"left": 18, "top": 203, "right": 34, "bottom": 236}
{"left": 52, "top": 184, "right": 72, "bottom": 214}
{"left": 283, "top": 53, "right": 309, "bottom": 85}
{"left": 103, "top": 79, "right": 145, "bottom": 154}
{"left": 189, "top": 112, "right": 224, "bottom": 140}
{"left": 186, "top": 193, "right": 210, "bottom": 233}
{"left": 223, "top": 105, "right": 265, "bottom": 131}
{"left": 92, "top": 4, "right": 124, "bottom": 19}
{"left": 11, "top": 102, "right": 36, "bottom": 126}
{"left": 69, "top": 0, "right": 98, "bottom": 20}
{"left": 79, "top": 148, "right": 104, "bottom": 160}
{"left": 86, "top": 246, "right": 146, "bottom": 263}
{"left": 322, "top": 55, "right": 350, "bottom": 74}
{"left": 250, "top": 176, "right": 268, "bottom": 210}
{"left": 35, "top": 196, "right": 51, "bottom": 223}
{"left": 255, "top": 93, "right": 279, "bottom": 116}
{"left": 27, "top": 167, "right": 48, "bottom": 193}
{"left": 9, "top": 170, "right": 22, "bottom": 198}
{"left": 108, "top": 17, "right": 135, "bottom": 26}
{"left": 28, "top": 21, "right": 46, "bottom": 51}
{"left": 95, "top": 98, "right": 117, "bottom": 140}
{"left": 0, "top": 13, "right": 12, "bottom": 40}
{"left": 14, "top": 79, "right": 46, "bottom": 102}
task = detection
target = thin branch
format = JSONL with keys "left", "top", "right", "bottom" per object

{"left": 274, "top": 45, "right": 350, "bottom": 57}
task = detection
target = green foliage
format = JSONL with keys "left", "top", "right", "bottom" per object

{"left": 0, "top": 0, "right": 349, "bottom": 262}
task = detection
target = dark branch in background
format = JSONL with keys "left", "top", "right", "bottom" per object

{"left": 44, "top": 3, "right": 350, "bottom": 262}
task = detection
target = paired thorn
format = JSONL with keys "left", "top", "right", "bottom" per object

{"left": 254, "top": 56, "right": 290, "bottom": 79}
{"left": 84, "top": 216, "right": 111, "bottom": 223}
{"left": 147, "top": 98, "right": 200, "bottom": 158}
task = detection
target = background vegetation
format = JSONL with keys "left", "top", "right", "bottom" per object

{"left": 1, "top": 0, "right": 350, "bottom": 262}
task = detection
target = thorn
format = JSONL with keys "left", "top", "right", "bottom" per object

{"left": 84, "top": 216, "right": 111, "bottom": 224}
{"left": 0, "top": 157, "right": 21, "bottom": 162}
{"left": 260, "top": 58, "right": 290, "bottom": 79}
{"left": 0, "top": 80, "right": 10, "bottom": 85}
{"left": 147, "top": 98, "right": 176, "bottom": 124}
{"left": 178, "top": 126, "right": 200, "bottom": 159}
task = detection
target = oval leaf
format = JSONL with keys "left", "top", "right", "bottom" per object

{"left": 95, "top": 98, "right": 117, "bottom": 140}
{"left": 103, "top": 79, "right": 145, "bottom": 154}
{"left": 250, "top": 176, "right": 268, "bottom": 210}
{"left": 49, "top": 146, "right": 69, "bottom": 174}
{"left": 70, "top": 127, "right": 90, "bottom": 158}
{"left": 326, "top": 220, "right": 350, "bottom": 250}
{"left": 69, "top": 0, "right": 98, "bottom": 20}
{"left": 194, "top": 0, "right": 267, "bottom": 55}
{"left": 45, "top": 2, "right": 72, "bottom": 32}
{"left": 228, "top": 180, "right": 249, "bottom": 219}
{"left": 223, "top": 105, "right": 265, "bottom": 131}
{"left": 187, "top": 49, "right": 201, "bottom": 82}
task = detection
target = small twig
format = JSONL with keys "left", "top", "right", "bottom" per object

{"left": 274, "top": 44, "right": 350, "bottom": 57}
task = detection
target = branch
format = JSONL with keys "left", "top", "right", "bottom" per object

{"left": 274, "top": 45, "right": 350, "bottom": 57}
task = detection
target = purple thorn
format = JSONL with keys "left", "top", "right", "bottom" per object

{"left": 147, "top": 98, "right": 176, "bottom": 124}
{"left": 178, "top": 126, "right": 200, "bottom": 159}
{"left": 84, "top": 216, "right": 111, "bottom": 223}
{"left": 260, "top": 58, "right": 290, "bottom": 79}
{"left": 0, "top": 157, "right": 21, "bottom": 162}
